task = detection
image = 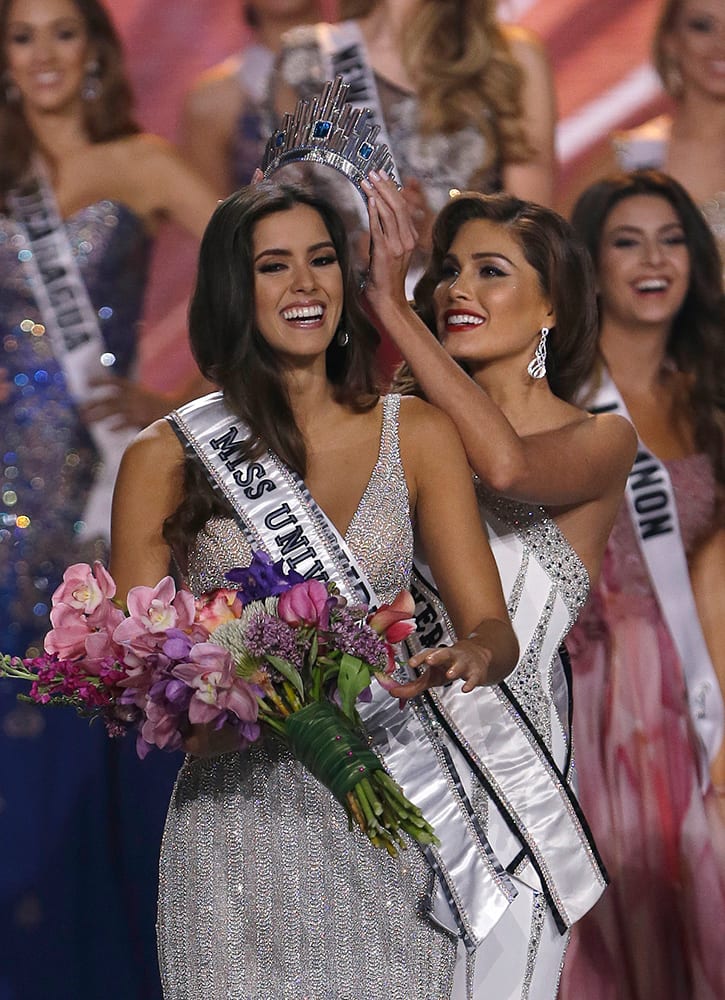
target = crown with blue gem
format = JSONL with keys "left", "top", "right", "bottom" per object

{"left": 261, "top": 76, "right": 398, "bottom": 192}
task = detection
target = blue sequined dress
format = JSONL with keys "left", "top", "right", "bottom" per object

{"left": 0, "top": 201, "right": 179, "bottom": 1000}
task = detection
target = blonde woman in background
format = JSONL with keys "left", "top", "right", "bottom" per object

{"left": 275, "top": 0, "right": 556, "bottom": 256}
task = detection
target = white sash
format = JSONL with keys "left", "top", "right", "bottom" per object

{"left": 408, "top": 553, "right": 608, "bottom": 934}
{"left": 169, "top": 392, "right": 522, "bottom": 950}
{"left": 8, "top": 167, "right": 137, "bottom": 541}
{"left": 589, "top": 371, "right": 724, "bottom": 787}
{"left": 315, "top": 21, "right": 400, "bottom": 180}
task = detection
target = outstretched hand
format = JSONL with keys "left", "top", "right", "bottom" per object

{"left": 81, "top": 374, "right": 176, "bottom": 431}
{"left": 362, "top": 172, "right": 418, "bottom": 310}
{"left": 387, "top": 638, "right": 495, "bottom": 701}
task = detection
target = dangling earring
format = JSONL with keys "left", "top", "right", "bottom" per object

{"left": 82, "top": 59, "right": 101, "bottom": 101}
{"left": 336, "top": 327, "right": 349, "bottom": 347}
{"left": 3, "top": 72, "right": 20, "bottom": 104}
{"left": 527, "top": 327, "right": 548, "bottom": 380}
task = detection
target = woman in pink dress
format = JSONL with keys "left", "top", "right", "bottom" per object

{"left": 561, "top": 169, "right": 725, "bottom": 1000}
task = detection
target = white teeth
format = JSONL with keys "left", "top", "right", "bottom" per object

{"left": 636, "top": 279, "right": 667, "bottom": 291}
{"left": 282, "top": 305, "right": 324, "bottom": 321}
{"left": 447, "top": 313, "right": 484, "bottom": 326}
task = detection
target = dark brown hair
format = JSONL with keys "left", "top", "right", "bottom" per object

{"left": 571, "top": 169, "right": 725, "bottom": 490}
{"left": 0, "top": 0, "right": 139, "bottom": 203}
{"left": 164, "top": 181, "right": 381, "bottom": 566}
{"left": 410, "top": 190, "right": 599, "bottom": 403}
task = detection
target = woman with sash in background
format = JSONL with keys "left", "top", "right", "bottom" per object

{"left": 560, "top": 170, "right": 725, "bottom": 1000}
{"left": 180, "top": 0, "right": 323, "bottom": 195}
{"left": 361, "top": 174, "right": 636, "bottom": 998}
{"left": 273, "top": 0, "right": 555, "bottom": 302}
{"left": 109, "top": 180, "right": 521, "bottom": 998}
{"left": 0, "top": 0, "right": 218, "bottom": 996}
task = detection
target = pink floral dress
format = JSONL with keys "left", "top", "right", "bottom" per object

{"left": 560, "top": 454, "right": 725, "bottom": 999}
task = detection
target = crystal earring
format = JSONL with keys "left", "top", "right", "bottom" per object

{"left": 336, "top": 327, "right": 349, "bottom": 347}
{"left": 82, "top": 60, "right": 101, "bottom": 101}
{"left": 3, "top": 72, "right": 20, "bottom": 104}
{"left": 527, "top": 327, "right": 548, "bottom": 380}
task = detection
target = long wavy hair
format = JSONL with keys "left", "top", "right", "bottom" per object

{"left": 570, "top": 169, "right": 725, "bottom": 491}
{"left": 164, "top": 182, "right": 381, "bottom": 567}
{"left": 341, "top": 0, "right": 531, "bottom": 170}
{"left": 404, "top": 191, "right": 598, "bottom": 404}
{"left": 652, "top": 0, "right": 685, "bottom": 97}
{"left": 0, "top": 0, "right": 139, "bottom": 205}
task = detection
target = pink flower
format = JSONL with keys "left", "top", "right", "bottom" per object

{"left": 45, "top": 603, "right": 94, "bottom": 659}
{"left": 195, "top": 589, "right": 243, "bottom": 631}
{"left": 278, "top": 580, "right": 332, "bottom": 628}
{"left": 126, "top": 577, "right": 195, "bottom": 633}
{"left": 139, "top": 699, "right": 184, "bottom": 754}
{"left": 52, "top": 562, "right": 116, "bottom": 613}
{"left": 367, "top": 590, "right": 416, "bottom": 643}
{"left": 173, "top": 642, "right": 260, "bottom": 727}
{"left": 113, "top": 579, "right": 196, "bottom": 659}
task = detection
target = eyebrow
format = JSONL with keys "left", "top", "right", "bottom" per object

{"left": 254, "top": 240, "right": 336, "bottom": 262}
{"left": 608, "top": 222, "right": 684, "bottom": 234}
{"left": 445, "top": 251, "right": 516, "bottom": 267}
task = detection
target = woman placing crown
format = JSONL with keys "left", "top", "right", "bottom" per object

{"left": 361, "top": 170, "right": 637, "bottom": 998}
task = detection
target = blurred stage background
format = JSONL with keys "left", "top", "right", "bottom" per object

{"left": 103, "top": 0, "right": 669, "bottom": 392}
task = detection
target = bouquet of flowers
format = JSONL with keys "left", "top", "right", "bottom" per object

{"left": 0, "top": 553, "right": 437, "bottom": 856}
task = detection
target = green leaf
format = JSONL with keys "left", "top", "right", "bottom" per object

{"left": 265, "top": 654, "right": 304, "bottom": 699}
{"left": 337, "top": 654, "right": 373, "bottom": 720}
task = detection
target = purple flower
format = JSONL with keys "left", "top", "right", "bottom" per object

{"left": 226, "top": 551, "right": 305, "bottom": 604}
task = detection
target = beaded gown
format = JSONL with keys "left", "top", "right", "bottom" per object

{"left": 0, "top": 202, "right": 178, "bottom": 1000}
{"left": 560, "top": 455, "right": 725, "bottom": 999}
{"left": 158, "top": 395, "right": 457, "bottom": 1000}
{"left": 443, "top": 485, "right": 600, "bottom": 1000}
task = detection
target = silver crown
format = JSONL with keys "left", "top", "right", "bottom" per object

{"left": 262, "top": 76, "right": 398, "bottom": 191}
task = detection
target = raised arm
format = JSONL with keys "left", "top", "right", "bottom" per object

{"left": 179, "top": 66, "right": 242, "bottom": 195}
{"left": 362, "top": 173, "right": 636, "bottom": 509}
{"left": 390, "top": 397, "right": 519, "bottom": 699}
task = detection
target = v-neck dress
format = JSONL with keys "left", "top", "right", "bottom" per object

{"left": 156, "top": 394, "right": 457, "bottom": 1000}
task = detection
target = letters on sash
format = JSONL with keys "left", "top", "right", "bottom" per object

{"left": 8, "top": 166, "right": 137, "bottom": 540}
{"left": 169, "top": 392, "right": 522, "bottom": 951}
{"left": 315, "top": 22, "right": 400, "bottom": 179}
{"left": 588, "top": 371, "right": 724, "bottom": 785}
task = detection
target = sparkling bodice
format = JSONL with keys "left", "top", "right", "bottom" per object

{"left": 0, "top": 201, "right": 151, "bottom": 654}
{"left": 187, "top": 394, "right": 413, "bottom": 604}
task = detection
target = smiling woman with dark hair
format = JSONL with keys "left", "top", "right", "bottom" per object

{"left": 109, "top": 179, "right": 520, "bottom": 999}
{"left": 561, "top": 169, "right": 725, "bottom": 1000}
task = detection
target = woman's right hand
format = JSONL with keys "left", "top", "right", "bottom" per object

{"left": 362, "top": 172, "right": 418, "bottom": 310}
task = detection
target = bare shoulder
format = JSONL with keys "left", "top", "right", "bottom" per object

{"left": 582, "top": 411, "right": 638, "bottom": 477}
{"left": 183, "top": 59, "right": 243, "bottom": 122}
{"left": 120, "top": 418, "right": 185, "bottom": 478}
{"left": 502, "top": 24, "right": 550, "bottom": 68}
{"left": 398, "top": 394, "right": 463, "bottom": 449}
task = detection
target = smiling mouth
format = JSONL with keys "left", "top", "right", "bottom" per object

{"left": 445, "top": 312, "right": 485, "bottom": 328}
{"left": 281, "top": 305, "right": 325, "bottom": 323}
{"left": 633, "top": 279, "right": 669, "bottom": 293}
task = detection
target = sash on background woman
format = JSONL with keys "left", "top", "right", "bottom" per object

{"left": 588, "top": 369, "right": 724, "bottom": 787}
{"left": 8, "top": 164, "right": 137, "bottom": 540}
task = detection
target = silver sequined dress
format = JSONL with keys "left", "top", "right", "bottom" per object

{"left": 157, "top": 395, "right": 456, "bottom": 1000}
